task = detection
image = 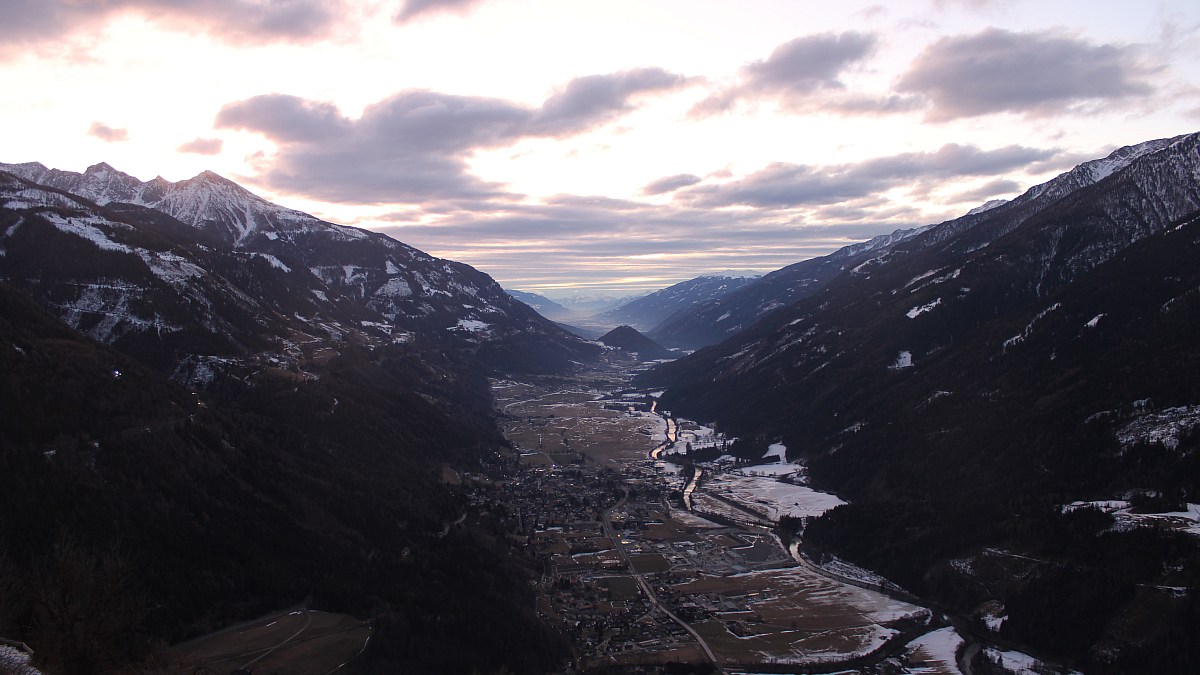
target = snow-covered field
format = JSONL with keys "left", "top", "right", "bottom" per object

{"left": 904, "top": 627, "right": 964, "bottom": 674}
{"left": 1063, "top": 499, "right": 1200, "bottom": 536}
{"left": 982, "top": 646, "right": 1082, "bottom": 675}
{"left": 736, "top": 462, "right": 804, "bottom": 478}
{"left": 705, "top": 472, "right": 847, "bottom": 520}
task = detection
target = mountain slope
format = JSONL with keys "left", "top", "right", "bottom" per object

{"left": 648, "top": 133, "right": 1200, "bottom": 435}
{"left": 592, "top": 273, "right": 759, "bottom": 332}
{"left": 642, "top": 132, "right": 1200, "bottom": 670}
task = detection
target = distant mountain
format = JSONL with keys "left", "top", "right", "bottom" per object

{"left": 592, "top": 272, "right": 760, "bottom": 332}
{"left": 643, "top": 132, "right": 1200, "bottom": 669}
{"left": 0, "top": 162, "right": 598, "bottom": 377}
{"left": 552, "top": 293, "right": 644, "bottom": 316}
{"left": 598, "top": 325, "right": 673, "bottom": 361}
{"left": 506, "top": 289, "right": 573, "bottom": 321}
{"left": 646, "top": 227, "right": 928, "bottom": 349}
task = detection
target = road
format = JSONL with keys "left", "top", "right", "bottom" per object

{"left": 601, "top": 488, "right": 721, "bottom": 669}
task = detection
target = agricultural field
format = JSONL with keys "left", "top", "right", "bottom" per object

{"left": 492, "top": 379, "right": 665, "bottom": 465}
{"left": 674, "top": 566, "right": 929, "bottom": 666}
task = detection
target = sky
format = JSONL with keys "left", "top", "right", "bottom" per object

{"left": 2, "top": 0, "right": 1198, "bottom": 298}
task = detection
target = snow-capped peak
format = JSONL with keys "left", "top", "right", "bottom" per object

{"left": 966, "top": 199, "right": 1009, "bottom": 216}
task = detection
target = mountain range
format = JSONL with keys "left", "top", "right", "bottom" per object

{"left": 592, "top": 272, "right": 760, "bottom": 333}
{"left": 0, "top": 161, "right": 598, "bottom": 379}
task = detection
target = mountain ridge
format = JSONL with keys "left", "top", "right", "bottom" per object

{"left": 0, "top": 162, "right": 599, "bottom": 378}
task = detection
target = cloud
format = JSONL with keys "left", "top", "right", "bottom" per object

{"left": 949, "top": 178, "right": 1021, "bottom": 204}
{"left": 368, "top": 196, "right": 931, "bottom": 294}
{"left": 530, "top": 70, "right": 693, "bottom": 136}
{"left": 216, "top": 95, "right": 351, "bottom": 142}
{"left": 358, "top": 142, "right": 1058, "bottom": 294}
{"left": 678, "top": 143, "right": 1056, "bottom": 208}
{"left": 899, "top": 28, "right": 1157, "bottom": 120}
{"left": 395, "top": 0, "right": 487, "bottom": 24}
{"left": 176, "top": 137, "right": 224, "bottom": 155}
{"left": 88, "top": 122, "right": 128, "bottom": 142}
{"left": 642, "top": 174, "right": 703, "bottom": 196}
{"left": 217, "top": 69, "right": 691, "bottom": 203}
{"left": 0, "top": 0, "right": 348, "bottom": 52}
{"left": 691, "top": 32, "right": 880, "bottom": 116}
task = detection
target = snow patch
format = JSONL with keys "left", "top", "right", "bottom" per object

{"left": 890, "top": 351, "right": 914, "bottom": 370}
{"left": 904, "top": 627, "right": 964, "bottom": 674}
{"left": 45, "top": 213, "right": 130, "bottom": 252}
{"left": 453, "top": 319, "right": 489, "bottom": 332}
{"left": 1085, "top": 313, "right": 1105, "bottom": 328}
{"left": 1116, "top": 405, "right": 1200, "bottom": 451}
{"left": 1004, "top": 303, "right": 1062, "bottom": 352}
{"left": 374, "top": 277, "right": 413, "bottom": 298}
{"left": 982, "top": 646, "right": 1081, "bottom": 675}
{"left": 139, "top": 251, "right": 206, "bottom": 282}
{"left": 906, "top": 298, "right": 942, "bottom": 319}
{"left": 252, "top": 253, "right": 290, "bottom": 273}
{"left": 0, "top": 644, "right": 42, "bottom": 674}
{"left": 762, "top": 442, "right": 787, "bottom": 463}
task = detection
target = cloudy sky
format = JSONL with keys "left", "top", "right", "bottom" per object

{"left": 2, "top": 0, "right": 1198, "bottom": 296}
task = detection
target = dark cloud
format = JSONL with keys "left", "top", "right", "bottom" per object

{"left": 899, "top": 28, "right": 1156, "bottom": 120}
{"left": 949, "top": 178, "right": 1021, "bottom": 204}
{"left": 742, "top": 32, "right": 877, "bottom": 95}
{"left": 679, "top": 143, "right": 1056, "bottom": 208}
{"left": 642, "top": 174, "right": 703, "bottom": 196}
{"left": 88, "top": 122, "right": 128, "bottom": 142}
{"left": 216, "top": 94, "right": 351, "bottom": 142}
{"left": 217, "top": 70, "right": 690, "bottom": 203}
{"left": 530, "top": 69, "right": 692, "bottom": 136}
{"left": 176, "top": 137, "right": 224, "bottom": 155}
{"left": 0, "top": 0, "right": 345, "bottom": 52}
{"left": 691, "top": 32, "right": 878, "bottom": 116}
{"left": 395, "top": 0, "right": 487, "bottom": 24}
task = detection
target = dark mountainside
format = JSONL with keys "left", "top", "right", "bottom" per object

{"left": 592, "top": 273, "right": 759, "bottom": 333}
{"left": 598, "top": 324, "right": 674, "bottom": 361}
{"left": 0, "top": 165, "right": 585, "bottom": 672}
{"left": 643, "top": 133, "right": 1200, "bottom": 671}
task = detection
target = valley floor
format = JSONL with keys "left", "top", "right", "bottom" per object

{"left": 476, "top": 359, "right": 1054, "bottom": 674}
